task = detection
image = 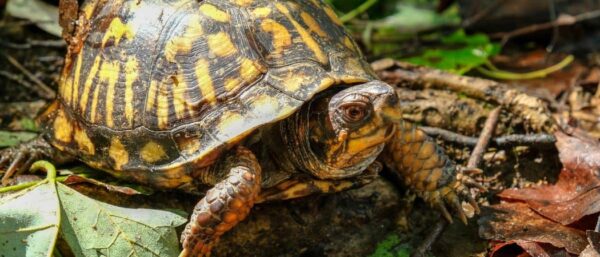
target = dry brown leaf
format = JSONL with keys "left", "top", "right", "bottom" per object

{"left": 478, "top": 202, "right": 588, "bottom": 254}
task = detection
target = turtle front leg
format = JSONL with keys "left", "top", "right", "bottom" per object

{"left": 382, "top": 120, "right": 481, "bottom": 224}
{"left": 180, "top": 146, "right": 262, "bottom": 257}
{"left": 0, "top": 136, "right": 72, "bottom": 185}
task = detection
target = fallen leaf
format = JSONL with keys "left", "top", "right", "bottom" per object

{"left": 0, "top": 181, "right": 59, "bottom": 257}
{"left": 498, "top": 131, "right": 600, "bottom": 224}
{"left": 0, "top": 179, "right": 186, "bottom": 257}
{"left": 478, "top": 202, "right": 588, "bottom": 254}
{"left": 58, "top": 183, "right": 186, "bottom": 257}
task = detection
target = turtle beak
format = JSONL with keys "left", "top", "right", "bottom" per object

{"left": 378, "top": 90, "right": 403, "bottom": 123}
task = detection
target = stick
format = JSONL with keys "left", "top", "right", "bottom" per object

{"left": 3, "top": 54, "right": 56, "bottom": 100}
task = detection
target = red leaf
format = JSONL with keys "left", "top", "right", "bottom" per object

{"left": 478, "top": 202, "right": 588, "bottom": 254}
{"left": 497, "top": 131, "right": 600, "bottom": 225}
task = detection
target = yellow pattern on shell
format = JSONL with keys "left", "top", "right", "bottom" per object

{"left": 172, "top": 74, "right": 189, "bottom": 119}
{"left": 239, "top": 58, "right": 263, "bottom": 81}
{"left": 124, "top": 57, "right": 138, "bottom": 126}
{"left": 199, "top": 4, "right": 230, "bottom": 22}
{"left": 323, "top": 5, "right": 343, "bottom": 25}
{"left": 74, "top": 127, "right": 95, "bottom": 155}
{"left": 300, "top": 12, "right": 327, "bottom": 38}
{"left": 252, "top": 7, "right": 272, "bottom": 18}
{"left": 99, "top": 61, "right": 120, "bottom": 127}
{"left": 53, "top": 110, "right": 73, "bottom": 143}
{"left": 207, "top": 32, "right": 238, "bottom": 57}
{"left": 71, "top": 48, "right": 84, "bottom": 107}
{"left": 79, "top": 57, "right": 101, "bottom": 114}
{"left": 260, "top": 19, "right": 291, "bottom": 56}
{"left": 109, "top": 137, "right": 128, "bottom": 170}
{"left": 275, "top": 3, "right": 327, "bottom": 64}
{"left": 140, "top": 141, "right": 168, "bottom": 163}
{"left": 224, "top": 77, "right": 241, "bottom": 92}
{"left": 234, "top": 0, "right": 254, "bottom": 7}
{"left": 195, "top": 59, "right": 216, "bottom": 104}
{"left": 156, "top": 83, "right": 170, "bottom": 129}
{"left": 101, "top": 17, "right": 135, "bottom": 48}
{"left": 164, "top": 15, "right": 204, "bottom": 62}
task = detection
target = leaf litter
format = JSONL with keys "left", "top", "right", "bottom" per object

{"left": 479, "top": 130, "right": 600, "bottom": 256}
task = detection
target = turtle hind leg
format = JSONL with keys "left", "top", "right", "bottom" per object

{"left": 180, "top": 146, "right": 262, "bottom": 257}
{"left": 0, "top": 136, "right": 71, "bottom": 185}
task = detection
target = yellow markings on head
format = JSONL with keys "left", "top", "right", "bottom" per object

{"left": 195, "top": 59, "right": 217, "bottom": 104}
{"left": 224, "top": 77, "right": 241, "bottom": 92}
{"left": 323, "top": 5, "right": 343, "bottom": 26}
{"left": 261, "top": 19, "right": 291, "bottom": 55}
{"left": 124, "top": 57, "right": 138, "bottom": 126}
{"left": 252, "top": 7, "right": 272, "bottom": 18}
{"left": 165, "top": 15, "right": 204, "bottom": 62}
{"left": 53, "top": 110, "right": 73, "bottom": 143}
{"left": 199, "top": 4, "right": 230, "bottom": 22}
{"left": 300, "top": 12, "right": 327, "bottom": 38}
{"left": 275, "top": 3, "right": 327, "bottom": 64}
{"left": 207, "top": 32, "right": 238, "bottom": 57}
{"left": 98, "top": 61, "right": 120, "bottom": 127}
{"left": 140, "top": 141, "right": 167, "bottom": 163}
{"left": 233, "top": 0, "right": 253, "bottom": 7}
{"left": 79, "top": 57, "right": 101, "bottom": 114}
{"left": 74, "top": 128, "right": 95, "bottom": 155}
{"left": 101, "top": 17, "right": 135, "bottom": 48}
{"left": 109, "top": 137, "right": 129, "bottom": 170}
{"left": 239, "top": 58, "right": 263, "bottom": 81}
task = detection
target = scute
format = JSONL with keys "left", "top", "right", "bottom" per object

{"left": 49, "top": 0, "right": 375, "bottom": 189}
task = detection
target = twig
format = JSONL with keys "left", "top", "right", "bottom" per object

{"left": 411, "top": 220, "right": 446, "bottom": 257}
{"left": 491, "top": 9, "right": 600, "bottom": 46}
{"left": 420, "top": 127, "right": 556, "bottom": 148}
{"left": 0, "top": 39, "right": 66, "bottom": 49}
{"left": 0, "top": 70, "right": 36, "bottom": 91}
{"left": 468, "top": 107, "right": 502, "bottom": 168}
{"left": 411, "top": 107, "right": 502, "bottom": 257}
{"left": 3, "top": 53, "right": 56, "bottom": 100}
{"left": 374, "top": 60, "right": 557, "bottom": 133}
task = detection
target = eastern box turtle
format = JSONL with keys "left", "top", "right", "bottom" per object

{"left": 0, "top": 0, "right": 481, "bottom": 256}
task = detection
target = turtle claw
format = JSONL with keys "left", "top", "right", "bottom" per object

{"left": 423, "top": 169, "right": 483, "bottom": 224}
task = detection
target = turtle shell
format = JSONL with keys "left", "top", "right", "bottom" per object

{"left": 44, "top": 0, "right": 375, "bottom": 189}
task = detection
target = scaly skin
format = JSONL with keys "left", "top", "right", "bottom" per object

{"left": 180, "top": 146, "right": 261, "bottom": 257}
{"left": 382, "top": 120, "right": 479, "bottom": 223}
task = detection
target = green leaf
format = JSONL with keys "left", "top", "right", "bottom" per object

{"left": 0, "top": 181, "right": 60, "bottom": 257}
{"left": 0, "top": 131, "right": 38, "bottom": 147}
{"left": 369, "top": 234, "right": 411, "bottom": 257}
{"left": 402, "top": 30, "right": 501, "bottom": 74}
{"left": 57, "top": 183, "right": 187, "bottom": 257}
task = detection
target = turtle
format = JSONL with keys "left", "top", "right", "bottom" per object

{"left": 0, "top": 0, "right": 482, "bottom": 256}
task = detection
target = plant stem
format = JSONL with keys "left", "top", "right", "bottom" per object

{"left": 476, "top": 55, "right": 574, "bottom": 80}
{"left": 340, "top": 0, "right": 378, "bottom": 23}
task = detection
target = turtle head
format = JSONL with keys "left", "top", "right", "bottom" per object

{"left": 305, "top": 81, "right": 400, "bottom": 179}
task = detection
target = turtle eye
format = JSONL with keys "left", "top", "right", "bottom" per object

{"left": 339, "top": 101, "right": 371, "bottom": 124}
